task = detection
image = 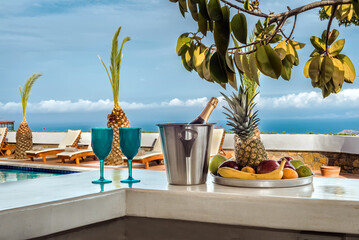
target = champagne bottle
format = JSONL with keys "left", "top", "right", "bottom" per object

{"left": 190, "top": 97, "right": 218, "bottom": 124}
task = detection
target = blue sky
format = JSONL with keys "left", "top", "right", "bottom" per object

{"left": 0, "top": 0, "right": 358, "bottom": 133}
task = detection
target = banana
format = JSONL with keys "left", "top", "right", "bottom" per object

{"left": 218, "top": 160, "right": 286, "bottom": 180}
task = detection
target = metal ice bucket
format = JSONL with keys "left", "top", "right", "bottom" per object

{"left": 157, "top": 123, "right": 214, "bottom": 185}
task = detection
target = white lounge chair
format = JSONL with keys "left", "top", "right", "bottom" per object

{"left": 57, "top": 143, "right": 94, "bottom": 165}
{"left": 0, "top": 128, "right": 15, "bottom": 156}
{"left": 210, "top": 128, "right": 226, "bottom": 157}
{"left": 124, "top": 133, "right": 163, "bottom": 169}
{"left": 26, "top": 130, "right": 81, "bottom": 163}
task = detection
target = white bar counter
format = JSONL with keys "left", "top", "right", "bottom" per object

{"left": 0, "top": 169, "right": 359, "bottom": 239}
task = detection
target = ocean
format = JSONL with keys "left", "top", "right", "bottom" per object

{"left": 27, "top": 118, "right": 359, "bottom": 134}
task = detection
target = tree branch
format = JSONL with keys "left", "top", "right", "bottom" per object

{"left": 220, "top": 0, "right": 352, "bottom": 22}
{"left": 287, "top": 14, "right": 297, "bottom": 41}
{"left": 325, "top": 4, "right": 338, "bottom": 51}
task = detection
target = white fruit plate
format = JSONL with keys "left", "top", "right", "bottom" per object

{"left": 211, "top": 173, "right": 314, "bottom": 188}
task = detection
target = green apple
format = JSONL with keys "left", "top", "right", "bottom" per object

{"left": 209, "top": 154, "right": 227, "bottom": 175}
{"left": 290, "top": 160, "right": 305, "bottom": 169}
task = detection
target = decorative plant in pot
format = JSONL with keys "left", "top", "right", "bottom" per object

{"left": 15, "top": 73, "right": 42, "bottom": 159}
{"left": 98, "top": 26, "right": 131, "bottom": 165}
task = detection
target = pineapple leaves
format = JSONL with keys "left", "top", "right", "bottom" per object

{"left": 99, "top": 26, "right": 130, "bottom": 107}
{"left": 19, "top": 73, "right": 42, "bottom": 120}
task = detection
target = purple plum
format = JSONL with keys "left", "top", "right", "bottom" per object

{"left": 278, "top": 157, "right": 295, "bottom": 170}
{"left": 256, "top": 160, "right": 280, "bottom": 174}
{"left": 218, "top": 160, "right": 239, "bottom": 170}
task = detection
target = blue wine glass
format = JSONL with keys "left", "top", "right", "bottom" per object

{"left": 91, "top": 128, "right": 113, "bottom": 184}
{"left": 119, "top": 128, "right": 141, "bottom": 183}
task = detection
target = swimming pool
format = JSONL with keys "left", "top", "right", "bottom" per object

{"left": 0, "top": 166, "right": 78, "bottom": 183}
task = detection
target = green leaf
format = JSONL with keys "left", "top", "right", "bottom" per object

{"left": 205, "top": 45, "right": 214, "bottom": 68}
{"left": 234, "top": 51, "right": 244, "bottom": 73}
{"left": 248, "top": 53, "right": 259, "bottom": 85}
{"left": 231, "top": 13, "right": 247, "bottom": 44}
{"left": 338, "top": 54, "right": 356, "bottom": 83}
{"left": 198, "top": 0, "right": 210, "bottom": 20}
{"left": 331, "top": 58, "right": 345, "bottom": 91}
{"left": 353, "top": 0, "right": 359, "bottom": 18}
{"left": 213, "top": 6, "right": 230, "bottom": 55}
{"left": 322, "top": 29, "right": 339, "bottom": 46}
{"left": 178, "top": 0, "right": 187, "bottom": 17}
{"left": 303, "top": 58, "right": 313, "bottom": 78}
{"left": 193, "top": 46, "right": 206, "bottom": 67}
{"left": 310, "top": 36, "right": 326, "bottom": 52}
{"left": 281, "top": 58, "right": 292, "bottom": 81}
{"left": 269, "top": 34, "right": 282, "bottom": 43}
{"left": 274, "top": 40, "right": 287, "bottom": 60}
{"left": 209, "top": 51, "right": 228, "bottom": 83}
{"left": 289, "top": 40, "right": 305, "bottom": 50}
{"left": 308, "top": 56, "right": 322, "bottom": 83}
{"left": 227, "top": 70, "right": 237, "bottom": 90}
{"left": 176, "top": 33, "right": 191, "bottom": 56}
{"left": 231, "top": 33, "right": 239, "bottom": 48}
{"left": 225, "top": 54, "right": 235, "bottom": 73}
{"left": 243, "top": 0, "right": 249, "bottom": 10}
{"left": 241, "top": 53, "right": 252, "bottom": 81}
{"left": 202, "top": 60, "right": 213, "bottom": 82}
{"left": 188, "top": 0, "right": 199, "bottom": 21}
{"left": 198, "top": 12, "right": 207, "bottom": 36}
{"left": 255, "top": 44, "right": 282, "bottom": 79}
{"left": 286, "top": 43, "right": 296, "bottom": 65}
{"left": 207, "top": 0, "right": 223, "bottom": 21}
{"left": 310, "top": 49, "right": 320, "bottom": 57}
{"left": 181, "top": 53, "right": 193, "bottom": 72}
{"left": 320, "top": 56, "right": 334, "bottom": 84}
{"left": 329, "top": 39, "right": 345, "bottom": 57}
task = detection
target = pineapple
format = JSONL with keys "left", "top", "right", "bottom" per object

{"left": 222, "top": 87, "right": 267, "bottom": 169}
{"left": 98, "top": 26, "right": 131, "bottom": 165}
{"left": 15, "top": 73, "right": 42, "bottom": 159}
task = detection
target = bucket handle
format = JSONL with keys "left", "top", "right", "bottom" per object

{"left": 179, "top": 128, "right": 198, "bottom": 157}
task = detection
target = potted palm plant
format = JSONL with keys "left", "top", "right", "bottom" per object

{"left": 15, "top": 73, "right": 42, "bottom": 159}
{"left": 98, "top": 26, "right": 131, "bottom": 165}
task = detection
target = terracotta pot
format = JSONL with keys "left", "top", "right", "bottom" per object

{"left": 320, "top": 166, "right": 341, "bottom": 178}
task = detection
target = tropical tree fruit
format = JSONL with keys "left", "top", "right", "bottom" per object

{"left": 282, "top": 168, "right": 299, "bottom": 179}
{"left": 222, "top": 87, "right": 267, "bottom": 169}
{"left": 98, "top": 26, "right": 131, "bottom": 165}
{"left": 15, "top": 73, "right": 42, "bottom": 159}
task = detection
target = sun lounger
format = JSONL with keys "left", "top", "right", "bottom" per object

{"left": 210, "top": 128, "right": 226, "bottom": 157}
{"left": 124, "top": 134, "right": 163, "bottom": 169}
{"left": 26, "top": 130, "right": 81, "bottom": 163}
{"left": 0, "top": 127, "right": 16, "bottom": 156}
{"left": 57, "top": 144, "right": 94, "bottom": 165}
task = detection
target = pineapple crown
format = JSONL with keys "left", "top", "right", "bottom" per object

{"left": 221, "top": 86, "right": 260, "bottom": 140}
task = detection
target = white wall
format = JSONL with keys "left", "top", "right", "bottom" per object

{"left": 6, "top": 132, "right": 359, "bottom": 155}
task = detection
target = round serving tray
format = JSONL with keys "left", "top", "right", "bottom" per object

{"left": 211, "top": 173, "right": 314, "bottom": 188}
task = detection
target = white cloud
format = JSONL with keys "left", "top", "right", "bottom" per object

{"left": 1, "top": 88, "right": 359, "bottom": 115}
{"left": 257, "top": 88, "right": 359, "bottom": 109}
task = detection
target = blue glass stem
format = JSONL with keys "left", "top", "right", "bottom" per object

{"left": 128, "top": 159, "right": 133, "bottom": 180}
{"left": 100, "top": 159, "right": 104, "bottom": 181}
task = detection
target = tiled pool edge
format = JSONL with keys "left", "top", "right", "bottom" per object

{"left": 0, "top": 161, "right": 94, "bottom": 172}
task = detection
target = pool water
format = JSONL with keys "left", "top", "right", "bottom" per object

{"left": 0, "top": 167, "right": 76, "bottom": 183}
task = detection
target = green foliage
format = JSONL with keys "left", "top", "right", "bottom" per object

{"left": 304, "top": 30, "right": 354, "bottom": 97}
{"left": 170, "top": 0, "right": 356, "bottom": 98}
{"left": 19, "top": 73, "right": 42, "bottom": 120}
{"left": 98, "top": 26, "right": 130, "bottom": 108}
